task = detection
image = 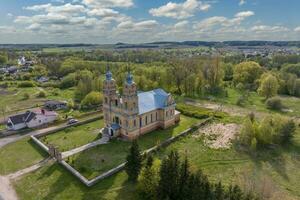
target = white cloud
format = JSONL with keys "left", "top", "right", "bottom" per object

{"left": 149, "top": 0, "right": 211, "bottom": 19}
{"left": 294, "top": 27, "right": 300, "bottom": 32}
{"left": 51, "top": 0, "right": 65, "bottom": 3}
{"left": 235, "top": 11, "right": 254, "bottom": 18}
{"left": 174, "top": 20, "right": 189, "bottom": 29}
{"left": 7, "top": 13, "right": 14, "bottom": 18}
{"left": 251, "top": 25, "right": 289, "bottom": 32}
{"left": 82, "top": 0, "right": 134, "bottom": 8}
{"left": 239, "top": 0, "right": 246, "bottom": 6}
{"left": 24, "top": 3, "right": 86, "bottom": 16}
{"left": 194, "top": 11, "right": 254, "bottom": 30}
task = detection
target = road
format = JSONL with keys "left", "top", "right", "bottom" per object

{"left": 0, "top": 115, "right": 102, "bottom": 149}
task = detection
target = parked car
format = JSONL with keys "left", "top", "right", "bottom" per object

{"left": 67, "top": 118, "right": 79, "bottom": 125}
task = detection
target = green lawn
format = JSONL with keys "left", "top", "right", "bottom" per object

{"left": 155, "top": 128, "right": 300, "bottom": 200}
{"left": 14, "top": 163, "right": 137, "bottom": 200}
{"left": 66, "top": 115, "right": 199, "bottom": 179}
{"left": 0, "top": 137, "right": 47, "bottom": 175}
{"left": 40, "top": 119, "right": 104, "bottom": 152}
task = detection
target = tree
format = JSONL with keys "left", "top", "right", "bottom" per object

{"left": 278, "top": 120, "right": 296, "bottom": 144}
{"left": 157, "top": 150, "right": 180, "bottom": 200}
{"left": 80, "top": 91, "right": 103, "bottom": 108}
{"left": 202, "top": 57, "right": 224, "bottom": 94}
{"left": 214, "top": 182, "right": 225, "bottom": 200}
{"left": 0, "top": 53, "right": 8, "bottom": 65}
{"left": 178, "top": 156, "right": 190, "bottom": 200}
{"left": 233, "top": 61, "right": 263, "bottom": 90}
{"left": 125, "top": 140, "right": 142, "bottom": 182}
{"left": 258, "top": 74, "right": 279, "bottom": 99}
{"left": 137, "top": 156, "right": 159, "bottom": 200}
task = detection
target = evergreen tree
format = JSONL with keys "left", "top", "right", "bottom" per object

{"left": 157, "top": 151, "right": 180, "bottom": 200}
{"left": 137, "top": 155, "right": 159, "bottom": 200}
{"left": 214, "top": 182, "right": 225, "bottom": 200}
{"left": 125, "top": 140, "right": 142, "bottom": 182}
{"left": 178, "top": 156, "right": 190, "bottom": 200}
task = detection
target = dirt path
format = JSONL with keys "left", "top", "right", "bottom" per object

{"left": 7, "top": 158, "right": 53, "bottom": 180}
{"left": 62, "top": 136, "right": 109, "bottom": 158}
{"left": 0, "top": 176, "right": 18, "bottom": 200}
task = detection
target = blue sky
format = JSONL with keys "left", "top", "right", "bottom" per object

{"left": 0, "top": 0, "right": 300, "bottom": 43}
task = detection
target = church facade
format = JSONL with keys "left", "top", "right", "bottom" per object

{"left": 102, "top": 70, "right": 180, "bottom": 140}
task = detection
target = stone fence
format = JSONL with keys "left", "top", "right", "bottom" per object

{"left": 60, "top": 117, "right": 212, "bottom": 187}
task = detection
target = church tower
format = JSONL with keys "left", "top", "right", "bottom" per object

{"left": 122, "top": 70, "right": 138, "bottom": 116}
{"left": 103, "top": 67, "right": 118, "bottom": 125}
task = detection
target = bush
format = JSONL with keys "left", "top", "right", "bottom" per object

{"left": 176, "top": 103, "right": 227, "bottom": 119}
{"left": 17, "top": 81, "right": 35, "bottom": 88}
{"left": 265, "top": 97, "right": 284, "bottom": 110}
{"left": 23, "top": 93, "right": 30, "bottom": 100}
{"left": 80, "top": 91, "right": 103, "bottom": 108}
{"left": 60, "top": 73, "right": 77, "bottom": 89}
{"left": 37, "top": 91, "right": 46, "bottom": 98}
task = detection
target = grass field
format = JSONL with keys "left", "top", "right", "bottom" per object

{"left": 0, "top": 86, "right": 74, "bottom": 116}
{"left": 155, "top": 128, "right": 300, "bottom": 200}
{"left": 13, "top": 124, "right": 300, "bottom": 200}
{"left": 0, "top": 137, "right": 47, "bottom": 175}
{"left": 40, "top": 119, "right": 104, "bottom": 152}
{"left": 213, "top": 88, "right": 300, "bottom": 117}
{"left": 67, "top": 115, "right": 199, "bottom": 179}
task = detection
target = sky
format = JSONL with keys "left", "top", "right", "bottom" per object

{"left": 0, "top": 0, "right": 300, "bottom": 44}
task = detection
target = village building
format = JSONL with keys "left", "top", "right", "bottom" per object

{"left": 44, "top": 100, "right": 67, "bottom": 110}
{"left": 102, "top": 70, "right": 180, "bottom": 140}
{"left": 7, "top": 109, "right": 58, "bottom": 131}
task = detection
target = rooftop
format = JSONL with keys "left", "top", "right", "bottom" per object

{"left": 138, "top": 88, "right": 172, "bottom": 115}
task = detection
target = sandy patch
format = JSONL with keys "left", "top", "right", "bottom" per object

{"left": 194, "top": 123, "right": 240, "bottom": 149}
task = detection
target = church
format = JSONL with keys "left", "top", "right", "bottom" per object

{"left": 102, "top": 69, "right": 180, "bottom": 140}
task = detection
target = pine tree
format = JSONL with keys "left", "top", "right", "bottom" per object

{"left": 125, "top": 140, "right": 142, "bottom": 182}
{"left": 137, "top": 156, "right": 159, "bottom": 200}
{"left": 157, "top": 151, "right": 180, "bottom": 200}
{"left": 214, "top": 182, "right": 224, "bottom": 200}
{"left": 178, "top": 156, "right": 190, "bottom": 200}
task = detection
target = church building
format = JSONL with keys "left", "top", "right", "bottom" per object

{"left": 102, "top": 69, "right": 180, "bottom": 140}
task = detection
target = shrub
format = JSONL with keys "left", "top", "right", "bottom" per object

{"left": 23, "top": 93, "right": 30, "bottom": 100}
{"left": 176, "top": 103, "right": 227, "bottom": 119}
{"left": 37, "top": 91, "right": 46, "bottom": 98}
{"left": 80, "top": 91, "right": 103, "bottom": 108}
{"left": 265, "top": 97, "right": 284, "bottom": 110}
{"left": 17, "top": 81, "right": 35, "bottom": 88}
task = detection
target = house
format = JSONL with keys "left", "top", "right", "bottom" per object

{"left": 18, "top": 56, "right": 26, "bottom": 66}
{"left": 7, "top": 66, "right": 18, "bottom": 74}
{"left": 102, "top": 70, "right": 180, "bottom": 140}
{"left": 44, "top": 100, "right": 67, "bottom": 110}
{"left": 37, "top": 76, "right": 49, "bottom": 83}
{"left": 6, "top": 109, "right": 58, "bottom": 131}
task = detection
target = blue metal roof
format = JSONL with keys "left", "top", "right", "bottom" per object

{"left": 138, "top": 88, "right": 170, "bottom": 115}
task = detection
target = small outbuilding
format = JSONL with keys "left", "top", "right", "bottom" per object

{"left": 44, "top": 100, "right": 67, "bottom": 110}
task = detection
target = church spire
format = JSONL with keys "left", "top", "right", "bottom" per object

{"left": 126, "top": 65, "right": 133, "bottom": 84}
{"left": 105, "top": 63, "right": 112, "bottom": 81}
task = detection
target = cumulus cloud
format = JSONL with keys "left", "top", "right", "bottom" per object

{"left": 294, "top": 27, "right": 300, "bottom": 32}
{"left": 194, "top": 11, "right": 254, "bottom": 30}
{"left": 149, "top": 0, "right": 211, "bottom": 19}
{"left": 24, "top": 3, "right": 86, "bottom": 15}
{"left": 82, "top": 0, "right": 134, "bottom": 8}
{"left": 239, "top": 0, "right": 246, "bottom": 6}
{"left": 251, "top": 25, "right": 289, "bottom": 32}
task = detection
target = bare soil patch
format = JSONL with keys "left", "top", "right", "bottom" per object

{"left": 194, "top": 123, "right": 240, "bottom": 149}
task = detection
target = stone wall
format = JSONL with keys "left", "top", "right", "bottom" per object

{"left": 64, "top": 117, "right": 212, "bottom": 187}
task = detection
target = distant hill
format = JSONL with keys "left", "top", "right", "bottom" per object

{"left": 1, "top": 41, "right": 300, "bottom": 50}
